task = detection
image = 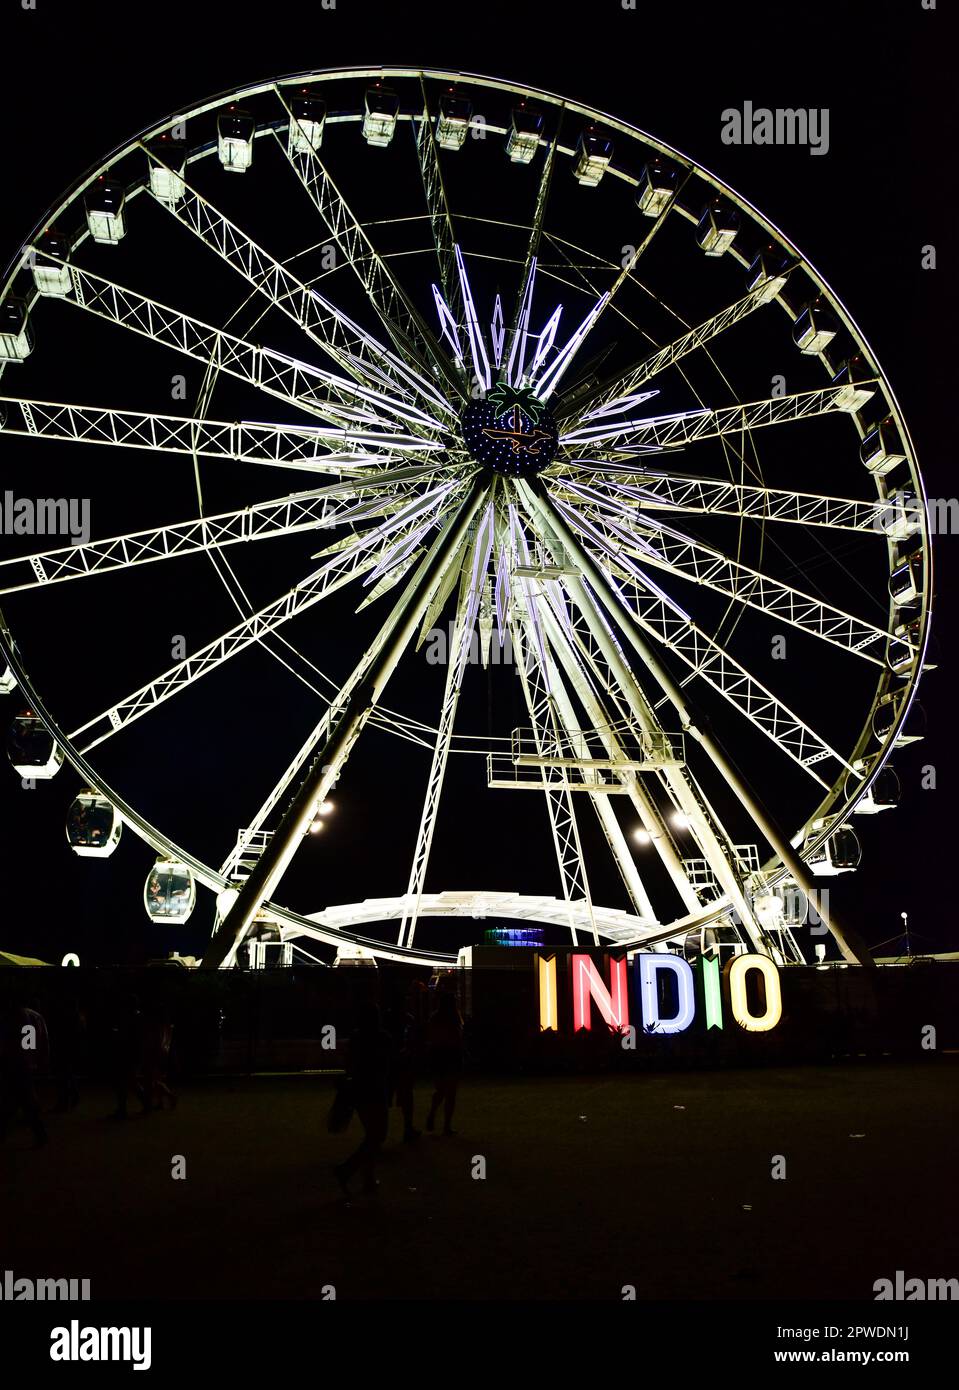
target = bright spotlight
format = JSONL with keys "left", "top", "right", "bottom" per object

{"left": 633, "top": 828, "right": 651, "bottom": 845}
{"left": 310, "top": 819, "right": 325, "bottom": 834}
{"left": 671, "top": 811, "right": 690, "bottom": 829}
{"left": 318, "top": 800, "right": 334, "bottom": 815}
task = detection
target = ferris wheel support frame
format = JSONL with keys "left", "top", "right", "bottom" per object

{"left": 519, "top": 478, "right": 874, "bottom": 967}
{"left": 529, "top": 608, "right": 663, "bottom": 932}
{"left": 200, "top": 474, "right": 486, "bottom": 968}
{"left": 536, "top": 593, "right": 696, "bottom": 928}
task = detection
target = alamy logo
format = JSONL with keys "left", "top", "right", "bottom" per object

{"left": 0, "top": 491, "right": 90, "bottom": 543}
{"left": 49, "top": 1320, "right": 152, "bottom": 1371}
{"left": 721, "top": 103, "right": 830, "bottom": 156}
{"left": 874, "top": 1272, "right": 959, "bottom": 1300}
{"left": 0, "top": 1270, "right": 90, "bottom": 1300}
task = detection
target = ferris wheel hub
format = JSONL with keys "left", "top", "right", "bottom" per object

{"left": 460, "top": 384, "right": 559, "bottom": 476}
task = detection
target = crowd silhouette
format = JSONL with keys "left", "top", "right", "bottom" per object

{"left": 1, "top": 973, "right": 468, "bottom": 1203}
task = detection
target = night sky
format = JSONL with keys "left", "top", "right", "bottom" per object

{"left": 0, "top": 0, "right": 954, "bottom": 966}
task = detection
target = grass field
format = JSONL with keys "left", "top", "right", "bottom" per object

{"left": 3, "top": 1060, "right": 957, "bottom": 1300}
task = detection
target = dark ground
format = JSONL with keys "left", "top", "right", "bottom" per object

{"left": 3, "top": 1060, "right": 957, "bottom": 1301}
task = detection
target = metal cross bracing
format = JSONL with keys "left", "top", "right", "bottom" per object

{"left": 414, "top": 84, "right": 467, "bottom": 368}
{"left": 536, "top": 586, "right": 707, "bottom": 924}
{"left": 521, "top": 480, "right": 874, "bottom": 964}
{"left": 525, "top": 564, "right": 767, "bottom": 956}
{"left": 554, "top": 498, "right": 852, "bottom": 783}
{"left": 140, "top": 145, "right": 453, "bottom": 425}
{"left": 273, "top": 86, "right": 460, "bottom": 397}
{"left": 561, "top": 384, "right": 875, "bottom": 452}
{"left": 67, "top": 479, "right": 471, "bottom": 753}
{"left": 508, "top": 122, "right": 560, "bottom": 351}
{"left": 400, "top": 504, "right": 494, "bottom": 948}
{"left": 527, "top": 546, "right": 772, "bottom": 956}
{"left": 563, "top": 483, "right": 893, "bottom": 662}
{"left": 0, "top": 471, "right": 443, "bottom": 593}
{"left": 557, "top": 284, "right": 772, "bottom": 425}
{"left": 556, "top": 468, "right": 905, "bottom": 535}
{"left": 509, "top": 587, "right": 599, "bottom": 948}
{"left": 38, "top": 256, "right": 447, "bottom": 441}
{"left": 0, "top": 396, "right": 449, "bottom": 473}
{"left": 528, "top": 595, "right": 663, "bottom": 935}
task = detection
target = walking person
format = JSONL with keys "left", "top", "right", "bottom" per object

{"left": 334, "top": 1002, "right": 394, "bottom": 1198}
{"left": 425, "top": 990, "right": 464, "bottom": 1137}
{"left": 107, "top": 992, "right": 147, "bottom": 1120}
{"left": 142, "top": 996, "right": 177, "bottom": 1112}
{"left": 390, "top": 981, "right": 428, "bottom": 1143}
{"left": 0, "top": 995, "right": 49, "bottom": 1146}
{"left": 50, "top": 995, "right": 85, "bottom": 1112}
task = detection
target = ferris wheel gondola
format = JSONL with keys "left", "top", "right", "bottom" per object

{"left": 66, "top": 791, "right": 122, "bottom": 858}
{"left": 144, "top": 858, "right": 197, "bottom": 924}
{"left": 6, "top": 711, "right": 62, "bottom": 779}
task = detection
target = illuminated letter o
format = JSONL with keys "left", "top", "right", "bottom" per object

{"left": 727, "top": 954, "right": 782, "bottom": 1032}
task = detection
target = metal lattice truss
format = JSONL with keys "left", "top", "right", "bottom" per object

{"left": 274, "top": 85, "right": 456, "bottom": 390}
{"left": 561, "top": 384, "right": 871, "bottom": 452}
{"left": 558, "top": 468, "right": 902, "bottom": 535}
{"left": 562, "top": 483, "right": 892, "bottom": 662}
{"left": 0, "top": 68, "right": 930, "bottom": 971}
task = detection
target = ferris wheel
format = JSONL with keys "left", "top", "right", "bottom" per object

{"left": 0, "top": 67, "right": 931, "bottom": 969}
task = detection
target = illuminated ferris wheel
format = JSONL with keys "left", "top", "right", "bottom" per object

{"left": 0, "top": 68, "right": 931, "bottom": 968}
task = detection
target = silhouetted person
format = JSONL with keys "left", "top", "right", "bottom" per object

{"left": 425, "top": 991, "right": 463, "bottom": 1136}
{"left": 49, "top": 996, "right": 85, "bottom": 1112}
{"left": 107, "top": 992, "right": 147, "bottom": 1119}
{"left": 390, "top": 981, "right": 429, "bottom": 1143}
{"left": 335, "top": 1002, "right": 393, "bottom": 1197}
{"left": 142, "top": 997, "right": 177, "bottom": 1112}
{"left": 0, "top": 996, "right": 49, "bottom": 1146}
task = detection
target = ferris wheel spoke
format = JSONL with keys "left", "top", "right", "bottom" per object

{"left": 556, "top": 467, "right": 904, "bottom": 535}
{"left": 414, "top": 84, "right": 468, "bottom": 367}
{"left": 505, "top": 124, "right": 560, "bottom": 379}
{"left": 549, "top": 496, "right": 851, "bottom": 785}
{"left": 141, "top": 145, "right": 452, "bottom": 423}
{"left": 0, "top": 396, "right": 446, "bottom": 474}
{"left": 68, "top": 480, "right": 467, "bottom": 753}
{"left": 560, "top": 382, "right": 876, "bottom": 451}
{"left": 272, "top": 89, "right": 461, "bottom": 400}
{"left": 44, "top": 258, "right": 444, "bottom": 440}
{"left": 565, "top": 488, "right": 891, "bottom": 663}
{"left": 557, "top": 284, "right": 771, "bottom": 426}
{"left": 0, "top": 471, "right": 441, "bottom": 594}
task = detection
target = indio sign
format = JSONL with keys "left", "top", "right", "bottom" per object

{"left": 535, "top": 951, "right": 783, "bottom": 1037}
